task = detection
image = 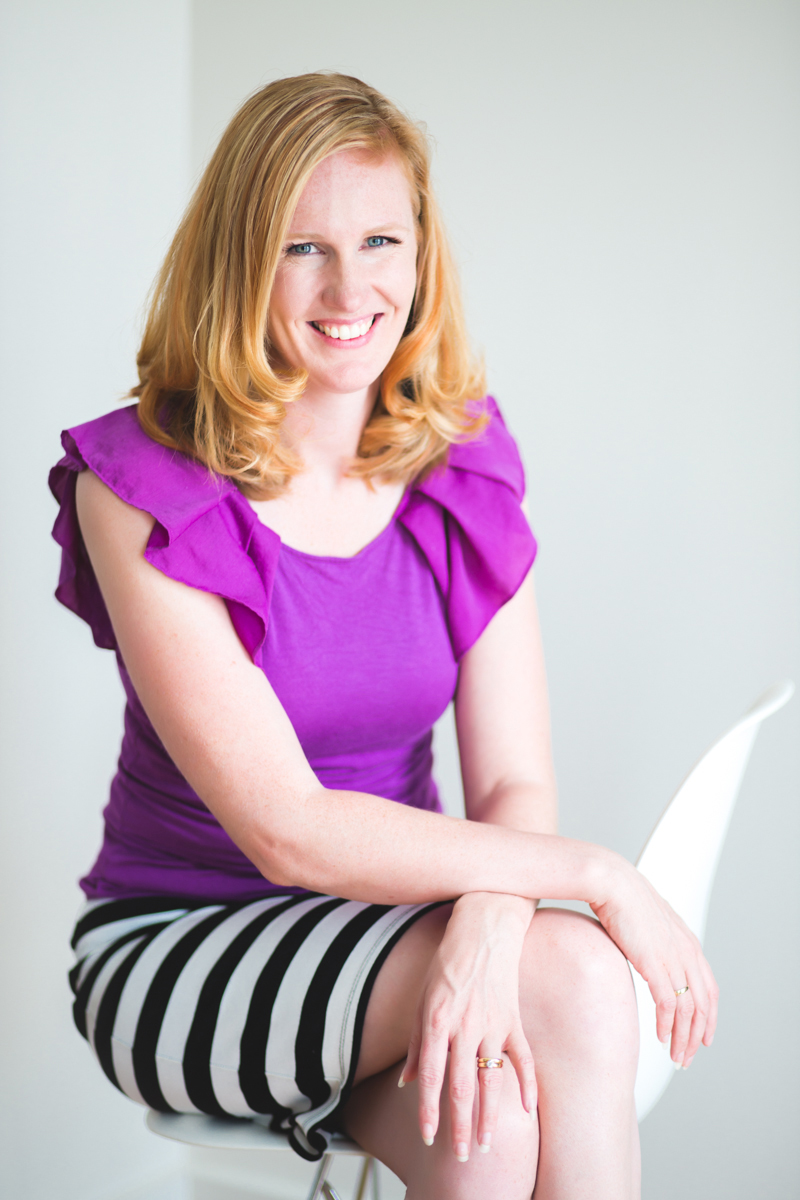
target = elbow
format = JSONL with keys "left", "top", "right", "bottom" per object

{"left": 245, "top": 792, "right": 329, "bottom": 892}
{"left": 259, "top": 856, "right": 300, "bottom": 889}
{"left": 250, "top": 832, "right": 307, "bottom": 890}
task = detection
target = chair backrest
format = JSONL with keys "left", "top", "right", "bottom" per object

{"left": 635, "top": 680, "right": 794, "bottom": 939}
{"left": 633, "top": 679, "right": 794, "bottom": 1121}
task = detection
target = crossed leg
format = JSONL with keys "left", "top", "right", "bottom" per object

{"left": 342, "top": 906, "right": 640, "bottom": 1199}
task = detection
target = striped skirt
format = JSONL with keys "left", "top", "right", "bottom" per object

{"left": 70, "top": 892, "right": 438, "bottom": 1160}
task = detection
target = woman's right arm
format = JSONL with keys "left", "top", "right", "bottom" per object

{"left": 76, "top": 469, "right": 712, "bottom": 1053}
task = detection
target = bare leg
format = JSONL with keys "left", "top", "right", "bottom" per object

{"left": 522, "top": 910, "right": 640, "bottom": 1199}
{"left": 341, "top": 905, "right": 640, "bottom": 1199}
{"left": 345, "top": 907, "right": 537, "bottom": 1199}
{"left": 346, "top": 1056, "right": 539, "bottom": 1199}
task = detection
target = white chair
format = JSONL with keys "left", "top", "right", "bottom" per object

{"left": 147, "top": 680, "right": 794, "bottom": 1193}
{"left": 146, "top": 1110, "right": 377, "bottom": 1200}
{"left": 632, "top": 679, "right": 793, "bottom": 1118}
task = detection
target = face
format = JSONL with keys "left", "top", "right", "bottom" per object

{"left": 268, "top": 149, "right": 419, "bottom": 398}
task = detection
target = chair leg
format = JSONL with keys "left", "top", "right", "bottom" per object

{"left": 308, "top": 1151, "right": 378, "bottom": 1200}
{"left": 354, "top": 1156, "right": 377, "bottom": 1200}
{"left": 307, "top": 1153, "right": 334, "bottom": 1200}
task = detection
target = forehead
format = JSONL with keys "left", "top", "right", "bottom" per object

{"left": 288, "top": 149, "right": 416, "bottom": 233}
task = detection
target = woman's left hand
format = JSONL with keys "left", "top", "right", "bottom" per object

{"left": 398, "top": 891, "right": 538, "bottom": 1159}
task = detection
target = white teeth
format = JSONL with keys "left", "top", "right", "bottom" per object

{"left": 315, "top": 318, "right": 374, "bottom": 339}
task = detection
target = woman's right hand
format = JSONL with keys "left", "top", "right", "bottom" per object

{"left": 590, "top": 860, "right": 719, "bottom": 1068}
{"left": 400, "top": 892, "right": 537, "bottom": 1159}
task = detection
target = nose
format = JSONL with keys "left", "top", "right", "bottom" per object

{"left": 321, "top": 250, "right": 371, "bottom": 315}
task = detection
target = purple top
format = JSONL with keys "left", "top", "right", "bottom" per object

{"left": 50, "top": 397, "right": 536, "bottom": 902}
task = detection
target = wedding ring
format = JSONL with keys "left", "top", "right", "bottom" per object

{"left": 674, "top": 986, "right": 690, "bottom": 997}
{"left": 476, "top": 1057, "right": 504, "bottom": 1070}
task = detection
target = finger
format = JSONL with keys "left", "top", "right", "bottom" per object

{"left": 449, "top": 1032, "right": 478, "bottom": 1161}
{"left": 504, "top": 1027, "right": 538, "bottom": 1120}
{"left": 400, "top": 1003, "right": 424, "bottom": 1087}
{"left": 669, "top": 979, "right": 695, "bottom": 1065}
{"left": 416, "top": 1004, "right": 450, "bottom": 1145}
{"left": 475, "top": 1043, "right": 506, "bottom": 1154}
{"left": 681, "top": 968, "right": 708, "bottom": 1068}
{"left": 684, "top": 955, "right": 719, "bottom": 1064}
{"left": 651, "top": 970, "right": 678, "bottom": 1046}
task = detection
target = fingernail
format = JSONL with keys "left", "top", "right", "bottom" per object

{"left": 456, "top": 1143, "right": 469, "bottom": 1161}
{"left": 673, "top": 1056, "right": 683, "bottom": 1071}
{"left": 478, "top": 1134, "right": 491, "bottom": 1153}
{"left": 397, "top": 1073, "right": 405, "bottom": 1088}
{"left": 707, "top": 1035, "right": 714, "bottom": 1046}
{"left": 422, "top": 1124, "right": 434, "bottom": 1146}
{"left": 683, "top": 1057, "right": 693, "bottom": 1071}
{"left": 659, "top": 1032, "right": 669, "bottom": 1044}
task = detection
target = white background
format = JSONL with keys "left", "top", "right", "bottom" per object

{"left": 1, "top": 2, "right": 798, "bottom": 1198}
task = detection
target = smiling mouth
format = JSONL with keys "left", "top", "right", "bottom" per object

{"left": 310, "top": 315, "right": 377, "bottom": 341}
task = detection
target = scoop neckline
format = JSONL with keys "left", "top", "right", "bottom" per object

{"left": 255, "top": 487, "right": 411, "bottom": 564}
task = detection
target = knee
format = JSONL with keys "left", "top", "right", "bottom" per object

{"left": 522, "top": 910, "right": 638, "bottom": 1057}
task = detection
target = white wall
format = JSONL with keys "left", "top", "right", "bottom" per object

{"left": 190, "top": 2, "right": 799, "bottom": 1198}
{"left": 0, "top": 3, "right": 191, "bottom": 1198}
{"left": 1, "top": 3, "right": 797, "bottom": 1199}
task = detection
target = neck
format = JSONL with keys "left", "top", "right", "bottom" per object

{"left": 282, "top": 379, "right": 380, "bottom": 480}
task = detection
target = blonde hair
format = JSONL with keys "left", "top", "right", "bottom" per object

{"left": 133, "top": 72, "right": 486, "bottom": 496}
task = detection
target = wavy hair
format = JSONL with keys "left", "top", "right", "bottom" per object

{"left": 132, "top": 72, "right": 486, "bottom": 496}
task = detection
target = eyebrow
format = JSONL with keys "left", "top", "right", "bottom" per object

{"left": 285, "top": 223, "right": 414, "bottom": 239}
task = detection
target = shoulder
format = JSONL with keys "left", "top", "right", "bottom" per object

{"left": 49, "top": 405, "right": 276, "bottom": 662}
{"left": 56, "top": 404, "right": 237, "bottom": 528}
{"left": 74, "top": 465, "right": 155, "bottom": 557}
{"left": 441, "top": 395, "right": 527, "bottom": 501}
{"left": 399, "top": 396, "right": 536, "bottom": 660}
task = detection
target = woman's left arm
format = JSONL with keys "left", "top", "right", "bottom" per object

{"left": 402, "top": 570, "right": 559, "bottom": 1153}
{"left": 457, "top": 566, "right": 557, "bottom": 841}
{"left": 450, "top": 563, "right": 559, "bottom": 1023}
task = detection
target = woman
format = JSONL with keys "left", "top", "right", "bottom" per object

{"left": 51, "top": 73, "right": 717, "bottom": 1199}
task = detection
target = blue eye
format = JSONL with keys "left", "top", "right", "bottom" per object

{"left": 365, "top": 236, "right": 389, "bottom": 248}
{"left": 288, "top": 243, "right": 315, "bottom": 255}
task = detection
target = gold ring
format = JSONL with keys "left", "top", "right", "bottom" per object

{"left": 674, "top": 986, "right": 690, "bottom": 997}
{"left": 477, "top": 1057, "right": 504, "bottom": 1070}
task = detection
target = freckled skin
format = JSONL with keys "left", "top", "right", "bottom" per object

{"left": 268, "top": 150, "right": 419, "bottom": 401}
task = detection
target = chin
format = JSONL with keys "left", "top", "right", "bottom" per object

{"left": 312, "top": 362, "right": 389, "bottom": 396}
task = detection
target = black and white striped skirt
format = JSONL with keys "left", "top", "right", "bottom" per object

{"left": 70, "top": 892, "right": 439, "bottom": 1160}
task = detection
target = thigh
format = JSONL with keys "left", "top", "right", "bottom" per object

{"left": 353, "top": 902, "right": 453, "bottom": 1084}
{"left": 353, "top": 903, "right": 637, "bottom": 1086}
{"left": 347, "top": 905, "right": 638, "bottom": 1198}
{"left": 345, "top": 902, "right": 543, "bottom": 1197}
{"left": 72, "top": 893, "right": 441, "bottom": 1161}
{"left": 345, "top": 1056, "right": 539, "bottom": 1199}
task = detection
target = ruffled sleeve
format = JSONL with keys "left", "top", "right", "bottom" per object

{"left": 48, "top": 405, "right": 279, "bottom": 665}
{"left": 398, "top": 396, "right": 537, "bottom": 660}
